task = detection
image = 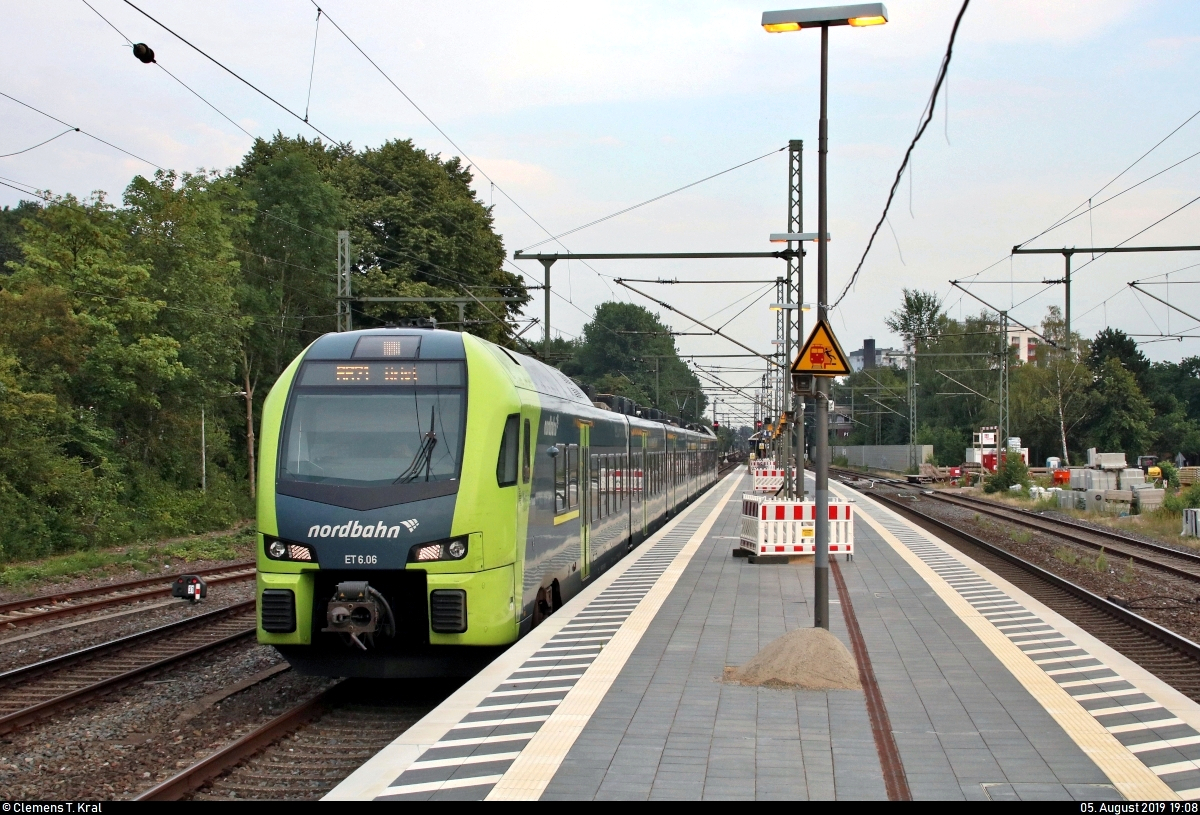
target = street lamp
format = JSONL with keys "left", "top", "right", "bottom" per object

{"left": 762, "top": 3, "right": 887, "bottom": 30}
{"left": 761, "top": 2, "right": 888, "bottom": 631}
{"left": 769, "top": 232, "right": 829, "bottom": 242}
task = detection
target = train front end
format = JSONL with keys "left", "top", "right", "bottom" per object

{"left": 255, "top": 328, "right": 525, "bottom": 678}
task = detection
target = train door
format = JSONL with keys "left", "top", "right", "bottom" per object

{"left": 639, "top": 432, "right": 648, "bottom": 538}
{"left": 580, "top": 422, "right": 592, "bottom": 580}
{"left": 666, "top": 432, "right": 677, "bottom": 512}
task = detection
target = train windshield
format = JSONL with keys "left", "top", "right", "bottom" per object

{"left": 281, "top": 362, "right": 465, "bottom": 487}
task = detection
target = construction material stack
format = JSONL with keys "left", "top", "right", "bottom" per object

{"left": 1059, "top": 449, "right": 1163, "bottom": 513}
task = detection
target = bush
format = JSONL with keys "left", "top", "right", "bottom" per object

{"left": 1163, "top": 482, "right": 1200, "bottom": 513}
{"left": 984, "top": 453, "right": 1031, "bottom": 494}
{"left": 1159, "top": 461, "right": 1181, "bottom": 489}
{"left": 915, "top": 424, "right": 968, "bottom": 467}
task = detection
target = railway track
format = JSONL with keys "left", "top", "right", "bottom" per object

{"left": 136, "top": 462, "right": 746, "bottom": 802}
{"left": 924, "top": 489, "right": 1200, "bottom": 583}
{"left": 828, "top": 466, "right": 1200, "bottom": 584}
{"left": 858, "top": 487, "right": 1200, "bottom": 702}
{"left": 138, "top": 681, "right": 441, "bottom": 801}
{"left": 0, "top": 600, "right": 256, "bottom": 735}
{"left": 0, "top": 561, "right": 256, "bottom": 629}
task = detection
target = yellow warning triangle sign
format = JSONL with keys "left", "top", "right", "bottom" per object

{"left": 792, "top": 319, "right": 851, "bottom": 376}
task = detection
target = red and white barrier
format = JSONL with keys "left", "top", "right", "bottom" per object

{"left": 751, "top": 468, "right": 796, "bottom": 493}
{"left": 738, "top": 493, "right": 854, "bottom": 557}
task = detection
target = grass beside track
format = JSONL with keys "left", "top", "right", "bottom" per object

{"left": 953, "top": 490, "right": 1197, "bottom": 551}
{"left": 0, "top": 524, "right": 256, "bottom": 588}
{"left": 831, "top": 464, "right": 1195, "bottom": 551}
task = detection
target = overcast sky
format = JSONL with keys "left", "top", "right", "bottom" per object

{"left": 3, "top": 0, "right": 1199, "bottom": 416}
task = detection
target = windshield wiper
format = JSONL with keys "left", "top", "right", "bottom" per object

{"left": 393, "top": 405, "right": 439, "bottom": 484}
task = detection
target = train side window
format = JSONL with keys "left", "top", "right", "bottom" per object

{"left": 612, "top": 454, "right": 618, "bottom": 513}
{"left": 605, "top": 455, "right": 612, "bottom": 517}
{"left": 618, "top": 454, "right": 625, "bottom": 511}
{"left": 597, "top": 454, "right": 604, "bottom": 518}
{"left": 522, "top": 419, "right": 532, "bottom": 484}
{"left": 596, "top": 454, "right": 604, "bottom": 519}
{"left": 592, "top": 456, "right": 604, "bottom": 518}
{"left": 555, "top": 447, "right": 568, "bottom": 512}
{"left": 567, "top": 445, "right": 579, "bottom": 510}
{"left": 497, "top": 413, "right": 519, "bottom": 487}
{"left": 611, "top": 454, "right": 617, "bottom": 514}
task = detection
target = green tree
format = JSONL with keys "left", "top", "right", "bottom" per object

{"left": 884, "top": 288, "right": 949, "bottom": 348}
{"left": 226, "top": 134, "right": 527, "bottom": 493}
{"left": 0, "top": 188, "right": 247, "bottom": 560}
{"left": 1149, "top": 357, "right": 1200, "bottom": 424}
{"left": 1009, "top": 307, "right": 1091, "bottom": 464}
{"left": 0, "top": 201, "right": 41, "bottom": 272}
{"left": 336, "top": 138, "right": 526, "bottom": 341}
{"left": 834, "top": 365, "right": 910, "bottom": 446}
{"left": 567, "top": 302, "right": 706, "bottom": 420}
{"left": 0, "top": 132, "right": 543, "bottom": 563}
{"left": 1146, "top": 357, "right": 1200, "bottom": 458}
{"left": 915, "top": 424, "right": 968, "bottom": 466}
{"left": 1089, "top": 328, "right": 1150, "bottom": 387}
{"left": 1084, "top": 357, "right": 1155, "bottom": 457}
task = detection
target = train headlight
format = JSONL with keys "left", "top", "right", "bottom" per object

{"left": 408, "top": 536, "right": 470, "bottom": 563}
{"left": 265, "top": 537, "right": 315, "bottom": 562}
{"left": 415, "top": 543, "right": 442, "bottom": 562}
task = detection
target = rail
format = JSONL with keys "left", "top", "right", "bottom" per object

{"left": 0, "top": 561, "right": 256, "bottom": 628}
{"left": 0, "top": 601, "right": 256, "bottom": 735}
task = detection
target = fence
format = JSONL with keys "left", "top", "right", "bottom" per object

{"left": 738, "top": 493, "right": 854, "bottom": 557}
{"left": 831, "top": 445, "right": 933, "bottom": 473}
{"left": 751, "top": 468, "right": 796, "bottom": 493}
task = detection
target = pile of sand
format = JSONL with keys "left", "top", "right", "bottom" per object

{"left": 726, "top": 627, "right": 861, "bottom": 690}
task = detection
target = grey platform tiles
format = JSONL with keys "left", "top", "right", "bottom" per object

{"left": 539, "top": 480, "right": 884, "bottom": 801}
{"left": 356, "top": 469, "right": 1199, "bottom": 800}
{"left": 375, "top": 486, "right": 725, "bottom": 801}
{"left": 844, "top": 489, "right": 1196, "bottom": 800}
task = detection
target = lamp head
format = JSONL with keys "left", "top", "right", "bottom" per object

{"left": 761, "top": 3, "right": 888, "bottom": 32}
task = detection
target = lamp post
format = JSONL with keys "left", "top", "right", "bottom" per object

{"left": 762, "top": 2, "right": 888, "bottom": 630}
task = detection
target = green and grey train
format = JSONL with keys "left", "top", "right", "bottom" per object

{"left": 256, "top": 327, "right": 719, "bottom": 677}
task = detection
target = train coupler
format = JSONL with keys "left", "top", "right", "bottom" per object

{"left": 322, "top": 581, "right": 395, "bottom": 650}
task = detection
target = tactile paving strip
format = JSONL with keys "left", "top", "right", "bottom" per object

{"left": 375, "top": 509, "right": 714, "bottom": 800}
{"left": 852, "top": 493, "right": 1200, "bottom": 800}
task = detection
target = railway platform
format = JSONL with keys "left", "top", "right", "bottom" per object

{"left": 326, "top": 469, "right": 1200, "bottom": 801}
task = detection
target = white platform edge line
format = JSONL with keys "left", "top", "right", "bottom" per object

{"left": 836, "top": 480, "right": 1179, "bottom": 801}
{"left": 848, "top": 485, "right": 1200, "bottom": 737}
{"left": 323, "top": 471, "right": 739, "bottom": 801}
{"left": 486, "top": 473, "right": 745, "bottom": 801}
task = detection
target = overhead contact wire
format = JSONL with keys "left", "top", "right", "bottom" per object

{"left": 833, "top": 0, "right": 970, "bottom": 309}
{"left": 518, "top": 146, "right": 788, "bottom": 251}
{"left": 0, "top": 128, "right": 79, "bottom": 159}
{"left": 121, "top": 0, "right": 338, "bottom": 143}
